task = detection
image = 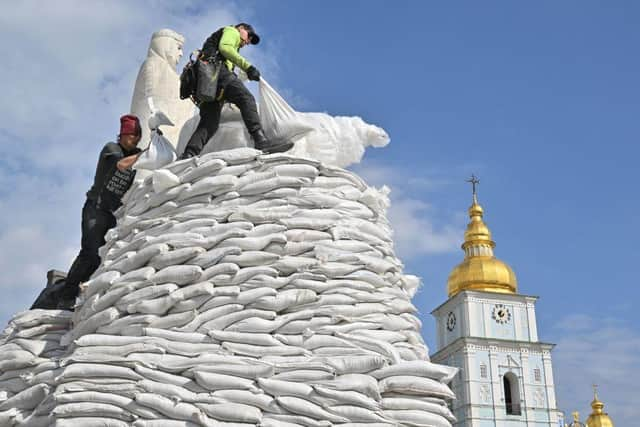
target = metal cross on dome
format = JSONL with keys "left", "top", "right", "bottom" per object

{"left": 466, "top": 174, "right": 480, "bottom": 202}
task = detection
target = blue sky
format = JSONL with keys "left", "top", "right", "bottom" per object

{"left": 0, "top": 1, "right": 638, "bottom": 424}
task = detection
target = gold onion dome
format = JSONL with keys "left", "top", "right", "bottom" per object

{"left": 447, "top": 176, "right": 517, "bottom": 297}
{"left": 586, "top": 388, "right": 614, "bottom": 427}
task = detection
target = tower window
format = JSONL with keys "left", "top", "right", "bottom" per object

{"left": 503, "top": 373, "right": 521, "bottom": 415}
{"left": 480, "top": 363, "right": 488, "bottom": 378}
{"left": 534, "top": 368, "right": 541, "bottom": 382}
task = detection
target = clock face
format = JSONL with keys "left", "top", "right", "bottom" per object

{"left": 446, "top": 312, "right": 456, "bottom": 331}
{"left": 492, "top": 304, "right": 511, "bottom": 324}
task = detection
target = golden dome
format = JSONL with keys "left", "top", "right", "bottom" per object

{"left": 447, "top": 178, "right": 517, "bottom": 297}
{"left": 586, "top": 389, "right": 614, "bottom": 427}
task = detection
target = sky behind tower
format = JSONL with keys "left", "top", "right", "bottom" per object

{"left": 0, "top": 1, "right": 638, "bottom": 424}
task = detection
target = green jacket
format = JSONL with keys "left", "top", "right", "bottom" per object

{"left": 218, "top": 26, "right": 252, "bottom": 72}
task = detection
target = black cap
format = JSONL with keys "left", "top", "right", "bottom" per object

{"left": 238, "top": 22, "right": 260, "bottom": 45}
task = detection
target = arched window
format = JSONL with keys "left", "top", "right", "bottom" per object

{"left": 503, "top": 372, "right": 521, "bottom": 415}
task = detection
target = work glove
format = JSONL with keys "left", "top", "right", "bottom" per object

{"left": 246, "top": 65, "right": 261, "bottom": 81}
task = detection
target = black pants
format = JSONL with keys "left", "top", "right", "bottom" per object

{"left": 62, "top": 199, "right": 116, "bottom": 298}
{"left": 183, "top": 68, "right": 262, "bottom": 157}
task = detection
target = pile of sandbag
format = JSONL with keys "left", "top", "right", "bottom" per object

{"left": 0, "top": 309, "right": 72, "bottom": 426}
{"left": 1, "top": 148, "right": 457, "bottom": 426}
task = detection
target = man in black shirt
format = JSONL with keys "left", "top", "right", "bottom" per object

{"left": 57, "top": 115, "right": 143, "bottom": 309}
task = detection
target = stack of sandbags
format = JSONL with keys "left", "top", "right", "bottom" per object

{"left": 1, "top": 148, "right": 458, "bottom": 426}
{"left": 0, "top": 309, "right": 72, "bottom": 426}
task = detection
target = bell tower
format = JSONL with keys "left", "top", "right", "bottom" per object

{"left": 431, "top": 176, "right": 564, "bottom": 427}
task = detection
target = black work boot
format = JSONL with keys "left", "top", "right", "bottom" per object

{"left": 251, "top": 129, "right": 293, "bottom": 154}
{"left": 179, "top": 150, "right": 196, "bottom": 160}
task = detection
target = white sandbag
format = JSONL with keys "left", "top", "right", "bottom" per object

{"left": 276, "top": 316, "right": 335, "bottom": 335}
{"left": 53, "top": 402, "right": 137, "bottom": 422}
{"left": 200, "top": 263, "right": 240, "bottom": 281}
{"left": 135, "top": 131, "right": 177, "bottom": 171}
{"left": 94, "top": 312, "right": 155, "bottom": 334}
{"left": 217, "top": 234, "right": 285, "bottom": 251}
{"left": 334, "top": 332, "right": 401, "bottom": 364}
{"left": 168, "top": 294, "right": 212, "bottom": 313}
{"left": 383, "top": 409, "right": 452, "bottom": 427}
{"left": 208, "top": 330, "right": 282, "bottom": 346}
{"left": 70, "top": 307, "right": 121, "bottom": 340}
{"left": 197, "top": 147, "right": 261, "bottom": 165}
{"left": 150, "top": 265, "right": 202, "bottom": 285}
{"left": 259, "top": 78, "right": 314, "bottom": 143}
{"left": 270, "top": 257, "right": 319, "bottom": 275}
{"left": 195, "top": 402, "right": 262, "bottom": 423}
{"left": 235, "top": 170, "right": 277, "bottom": 188}
{"left": 137, "top": 379, "right": 219, "bottom": 404}
{"left": 82, "top": 271, "right": 121, "bottom": 299}
{"left": 116, "top": 283, "right": 179, "bottom": 307}
{"left": 327, "top": 405, "right": 390, "bottom": 423}
{"left": 202, "top": 309, "right": 277, "bottom": 332}
{"left": 222, "top": 341, "right": 309, "bottom": 358}
{"left": 0, "top": 383, "right": 48, "bottom": 411}
{"left": 147, "top": 247, "right": 205, "bottom": 270}
{"left": 112, "top": 266, "right": 156, "bottom": 284}
{"left": 222, "top": 250, "right": 280, "bottom": 267}
{"left": 193, "top": 371, "right": 258, "bottom": 392}
{"left": 142, "top": 327, "right": 208, "bottom": 343}
{"left": 109, "top": 243, "right": 169, "bottom": 273}
{"left": 176, "top": 304, "right": 244, "bottom": 332}
{"left": 257, "top": 378, "right": 313, "bottom": 398}
{"left": 213, "top": 389, "right": 275, "bottom": 411}
{"left": 192, "top": 363, "right": 274, "bottom": 379}
{"left": 378, "top": 376, "right": 455, "bottom": 399}
{"left": 56, "top": 363, "right": 143, "bottom": 382}
{"left": 179, "top": 158, "right": 226, "bottom": 183}
{"left": 315, "top": 374, "right": 381, "bottom": 401}
{"left": 149, "top": 170, "right": 181, "bottom": 195}
{"left": 271, "top": 369, "right": 334, "bottom": 382}
{"left": 177, "top": 175, "right": 238, "bottom": 201}
{"left": 134, "top": 365, "right": 194, "bottom": 388}
{"left": 226, "top": 310, "right": 314, "bottom": 334}
{"left": 251, "top": 289, "right": 317, "bottom": 312}
{"left": 312, "top": 385, "right": 380, "bottom": 411}
{"left": 187, "top": 246, "right": 241, "bottom": 268}
{"left": 263, "top": 414, "right": 331, "bottom": 427}
{"left": 135, "top": 393, "right": 204, "bottom": 423}
{"left": 273, "top": 164, "right": 319, "bottom": 178}
{"left": 381, "top": 398, "right": 455, "bottom": 422}
{"left": 54, "top": 417, "right": 130, "bottom": 427}
{"left": 276, "top": 396, "right": 348, "bottom": 424}
{"left": 284, "top": 229, "right": 332, "bottom": 242}
{"left": 370, "top": 361, "right": 458, "bottom": 383}
{"left": 70, "top": 342, "right": 164, "bottom": 359}
{"left": 132, "top": 421, "right": 199, "bottom": 427}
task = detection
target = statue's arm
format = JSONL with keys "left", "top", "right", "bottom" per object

{"left": 142, "top": 61, "right": 159, "bottom": 98}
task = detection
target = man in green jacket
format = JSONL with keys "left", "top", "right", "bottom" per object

{"left": 181, "top": 23, "right": 292, "bottom": 158}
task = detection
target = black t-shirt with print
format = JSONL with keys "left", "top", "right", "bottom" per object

{"left": 86, "top": 142, "right": 140, "bottom": 212}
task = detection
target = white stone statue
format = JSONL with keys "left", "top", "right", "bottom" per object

{"left": 130, "top": 29, "right": 195, "bottom": 149}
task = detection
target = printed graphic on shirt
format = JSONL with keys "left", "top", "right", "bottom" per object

{"left": 105, "top": 168, "right": 136, "bottom": 198}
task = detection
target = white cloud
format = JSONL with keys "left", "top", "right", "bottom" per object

{"left": 550, "top": 314, "right": 640, "bottom": 426}
{"left": 352, "top": 163, "right": 462, "bottom": 260}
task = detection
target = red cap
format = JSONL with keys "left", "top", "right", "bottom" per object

{"left": 119, "top": 114, "right": 141, "bottom": 136}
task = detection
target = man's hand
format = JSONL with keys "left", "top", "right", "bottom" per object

{"left": 117, "top": 152, "right": 143, "bottom": 171}
{"left": 246, "top": 65, "right": 261, "bottom": 81}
